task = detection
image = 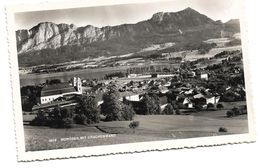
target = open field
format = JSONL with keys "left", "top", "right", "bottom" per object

{"left": 24, "top": 109, "right": 248, "bottom": 151}
{"left": 184, "top": 45, "right": 241, "bottom": 61}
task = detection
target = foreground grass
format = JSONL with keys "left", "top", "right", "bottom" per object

{"left": 24, "top": 109, "right": 248, "bottom": 151}
{"left": 24, "top": 124, "right": 170, "bottom": 151}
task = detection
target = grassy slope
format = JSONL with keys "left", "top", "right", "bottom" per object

{"left": 24, "top": 105, "right": 248, "bottom": 151}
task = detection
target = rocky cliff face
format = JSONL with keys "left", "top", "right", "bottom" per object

{"left": 16, "top": 8, "right": 240, "bottom": 66}
{"left": 16, "top": 7, "right": 224, "bottom": 54}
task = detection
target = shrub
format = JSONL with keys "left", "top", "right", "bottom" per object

{"left": 129, "top": 121, "right": 140, "bottom": 133}
{"left": 240, "top": 105, "right": 247, "bottom": 115}
{"left": 74, "top": 114, "right": 87, "bottom": 125}
{"left": 30, "top": 110, "right": 48, "bottom": 126}
{"left": 216, "top": 104, "right": 224, "bottom": 109}
{"left": 232, "top": 107, "right": 241, "bottom": 116}
{"left": 175, "top": 108, "right": 181, "bottom": 115}
{"left": 195, "top": 105, "right": 203, "bottom": 112}
{"left": 30, "top": 107, "right": 74, "bottom": 128}
{"left": 219, "top": 127, "right": 228, "bottom": 132}
{"left": 207, "top": 103, "right": 215, "bottom": 109}
{"left": 60, "top": 118, "right": 74, "bottom": 128}
{"left": 48, "top": 107, "right": 73, "bottom": 128}
{"left": 226, "top": 111, "right": 234, "bottom": 118}
{"left": 49, "top": 79, "right": 61, "bottom": 84}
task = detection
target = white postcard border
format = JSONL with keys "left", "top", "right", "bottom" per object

{"left": 6, "top": 0, "right": 256, "bottom": 162}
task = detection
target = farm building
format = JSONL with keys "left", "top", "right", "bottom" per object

{"left": 124, "top": 94, "right": 143, "bottom": 102}
{"left": 200, "top": 73, "right": 209, "bottom": 80}
{"left": 40, "top": 77, "right": 82, "bottom": 104}
{"left": 176, "top": 95, "right": 194, "bottom": 108}
{"left": 193, "top": 93, "right": 220, "bottom": 105}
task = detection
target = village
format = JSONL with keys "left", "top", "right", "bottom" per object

{"left": 21, "top": 49, "right": 246, "bottom": 119}
{"left": 19, "top": 48, "right": 249, "bottom": 152}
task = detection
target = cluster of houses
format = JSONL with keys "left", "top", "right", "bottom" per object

{"left": 31, "top": 50, "right": 244, "bottom": 114}
{"left": 35, "top": 68, "right": 219, "bottom": 111}
{"left": 121, "top": 81, "right": 221, "bottom": 112}
{"left": 81, "top": 74, "right": 220, "bottom": 113}
{"left": 174, "top": 87, "right": 220, "bottom": 109}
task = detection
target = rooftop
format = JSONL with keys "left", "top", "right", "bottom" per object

{"left": 41, "top": 83, "right": 77, "bottom": 97}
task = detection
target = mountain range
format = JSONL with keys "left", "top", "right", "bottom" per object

{"left": 16, "top": 7, "right": 240, "bottom": 67}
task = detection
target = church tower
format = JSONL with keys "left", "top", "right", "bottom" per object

{"left": 73, "top": 77, "right": 82, "bottom": 94}
{"left": 77, "top": 77, "right": 82, "bottom": 94}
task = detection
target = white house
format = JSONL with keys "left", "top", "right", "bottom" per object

{"left": 124, "top": 94, "right": 142, "bottom": 102}
{"left": 200, "top": 73, "right": 209, "bottom": 81}
{"left": 128, "top": 74, "right": 137, "bottom": 78}
{"left": 176, "top": 95, "right": 193, "bottom": 109}
{"left": 193, "top": 93, "right": 220, "bottom": 105}
{"left": 204, "top": 95, "right": 220, "bottom": 105}
{"left": 40, "top": 77, "right": 82, "bottom": 104}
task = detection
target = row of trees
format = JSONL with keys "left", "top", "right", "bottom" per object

{"left": 30, "top": 107, "right": 73, "bottom": 128}
{"left": 104, "top": 72, "right": 126, "bottom": 79}
{"left": 31, "top": 87, "right": 185, "bottom": 128}
{"left": 126, "top": 65, "right": 177, "bottom": 74}
{"left": 31, "top": 88, "right": 135, "bottom": 128}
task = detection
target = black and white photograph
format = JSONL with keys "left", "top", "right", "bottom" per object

{"left": 6, "top": 0, "right": 256, "bottom": 161}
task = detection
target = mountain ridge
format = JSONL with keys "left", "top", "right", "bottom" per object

{"left": 16, "top": 7, "right": 240, "bottom": 67}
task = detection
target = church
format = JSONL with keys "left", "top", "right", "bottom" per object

{"left": 40, "top": 77, "right": 82, "bottom": 104}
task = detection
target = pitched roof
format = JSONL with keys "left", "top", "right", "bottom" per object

{"left": 41, "top": 83, "right": 77, "bottom": 97}
{"left": 193, "top": 93, "right": 204, "bottom": 99}
{"left": 193, "top": 93, "right": 214, "bottom": 99}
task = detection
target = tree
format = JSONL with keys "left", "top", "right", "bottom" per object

{"left": 30, "top": 109, "right": 48, "bottom": 126}
{"left": 101, "top": 88, "right": 123, "bottom": 121}
{"left": 195, "top": 104, "right": 203, "bottom": 112}
{"left": 150, "top": 94, "right": 161, "bottom": 115}
{"left": 162, "top": 104, "right": 175, "bottom": 115}
{"left": 129, "top": 121, "right": 140, "bottom": 134}
{"left": 170, "top": 101, "right": 181, "bottom": 115}
{"left": 20, "top": 86, "right": 41, "bottom": 111}
{"left": 48, "top": 106, "right": 73, "bottom": 128}
{"left": 74, "top": 95, "right": 100, "bottom": 124}
{"left": 231, "top": 107, "right": 241, "bottom": 116}
{"left": 121, "top": 104, "right": 135, "bottom": 121}
{"left": 139, "top": 93, "right": 161, "bottom": 115}
{"left": 207, "top": 103, "right": 215, "bottom": 109}
{"left": 49, "top": 79, "right": 61, "bottom": 84}
{"left": 217, "top": 104, "right": 224, "bottom": 109}
{"left": 175, "top": 108, "right": 181, "bottom": 115}
{"left": 219, "top": 127, "right": 228, "bottom": 132}
{"left": 226, "top": 110, "right": 234, "bottom": 118}
{"left": 140, "top": 94, "right": 151, "bottom": 115}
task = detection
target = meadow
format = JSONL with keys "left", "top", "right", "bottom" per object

{"left": 24, "top": 107, "right": 248, "bottom": 151}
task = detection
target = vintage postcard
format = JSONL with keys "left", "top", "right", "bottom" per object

{"left": 6, "top": 0, "right": 256, "bottom": 161}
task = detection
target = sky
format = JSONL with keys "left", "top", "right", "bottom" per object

{"left": 15, "top": 0, "right": 243, "bottom": 30}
